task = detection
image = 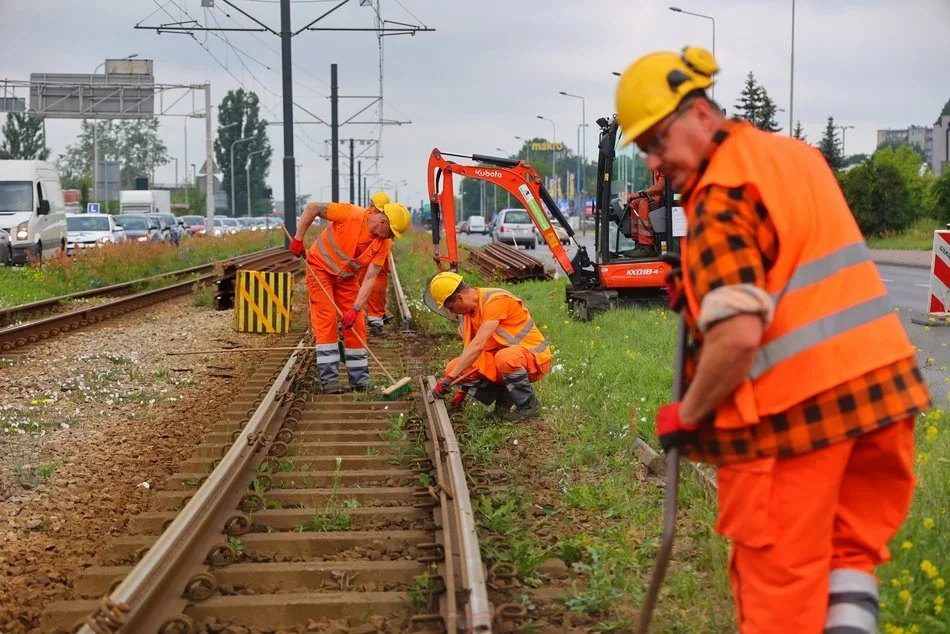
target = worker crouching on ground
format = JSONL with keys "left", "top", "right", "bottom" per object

{"left": 290, "top": 196, "right": 410, "bottom": 393}
{"left": 429, "top": 272, "right": 550, "bottom": 420}
{"left": 615, "top": 46, "right": 931, "bottom": 633}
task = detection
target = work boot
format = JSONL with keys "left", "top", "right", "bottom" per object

{"left": 322, "top": 381, "right": 344, "bottom": 395}
{"left": 369, "top": 323, "right": 386, "bottom": 337}
{"left": 382, "top": 313, "right": 392, "bottom": 325}
{"left": 501, "top": 395, "right": 541, "bottom": 421}
{"left": 350, "top": 384, "right": 369, "bottom": 393}
{"left": 490, "top": 389, "right": 514, "bottom": 419}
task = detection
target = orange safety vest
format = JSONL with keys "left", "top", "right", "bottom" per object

{"left": 308, "top": 205, "right": 390, "bottom": 279}
{"left": 682, "top": 124, "right": 915, "bottom": 429}
{"left": 459, "top": 288, "right": 552, "bottom": 363}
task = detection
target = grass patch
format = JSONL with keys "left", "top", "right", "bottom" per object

{"left": 867, "top": 217, "right": 942, "bottom": 250}
{"left": 877, "top": 409, "right": 949, "bottom": 633}
{"left": 12, "top": 460, "right": 60, "bottom": 488}
{"left": 406, "top": 572, "right": 438, "bottom": 614}
{"left": 0, "top": 230, "right": 282, "bottom": 308}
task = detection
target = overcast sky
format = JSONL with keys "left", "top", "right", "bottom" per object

{"left": 1, "top": 0, "right": 949, "bottom": 206}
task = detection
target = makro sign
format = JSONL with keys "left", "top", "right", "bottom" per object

{"left": 530, "top": 142, "right": 565, "bottom": 152}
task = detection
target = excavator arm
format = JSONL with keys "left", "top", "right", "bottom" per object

{"left": 426, "top": 149, "right": 577, "bottom": 276}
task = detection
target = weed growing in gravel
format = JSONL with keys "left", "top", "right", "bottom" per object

{"left": 192, "top": 282, "right": 215, "bottom": 307}
{"left": 362, "top": 446, "right": 380, "bottom": 456}
{"left": 475, "top": 491, "right": 550, "bottom": 586}
{"left": 406, "top": 573, "right": 437, "bottom": 614}
{"left": 12, "top": 460, "right": 60, "bottom": 488}
{"left": 227, "top": 537, "right": 245, "bottom": 552}
{"left": 298, "top": 509, "right": 351, "bottom": 532}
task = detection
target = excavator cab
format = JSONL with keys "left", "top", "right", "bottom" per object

{"left": 563, "top": 115, "right": 683, "bottom": 319}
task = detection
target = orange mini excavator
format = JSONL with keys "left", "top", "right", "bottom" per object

{"left": 426, "top": 133, "right": 680, "bottom": 319}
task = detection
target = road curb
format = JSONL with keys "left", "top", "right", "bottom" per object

{"left": 872, "top": 259, "right": 931, "bottom": 271}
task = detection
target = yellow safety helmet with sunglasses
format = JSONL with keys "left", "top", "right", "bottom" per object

{"left": 615, "top": 46, "right": 720, "bottom": 148}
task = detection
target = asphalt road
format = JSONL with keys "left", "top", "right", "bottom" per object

{"left": 457, "top": 233, "right": 947, "bottom": 403}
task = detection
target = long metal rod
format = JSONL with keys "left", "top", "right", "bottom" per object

{"left": 293, "top": 0, "right": 351, "bottom": 36}
{"left": 424, "top": 376, "right": 492, "bottom": 631}
{"left": 789, "top": 0, "right": 795, "bottom": 135}
{"left": 387, "top": 252, "right": 412, "bottom": 330}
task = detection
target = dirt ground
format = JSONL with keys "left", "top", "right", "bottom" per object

{"left": 0, "top": 295, "right": 294, "bottom": 633}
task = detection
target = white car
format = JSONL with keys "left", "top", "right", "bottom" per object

{"left": 0, "top": 160, "right": 67, "bottom": 264}
{"left": 66, "top": 213, "right": 126, "bottom": 253}
{"left": 492, "top": 208, "right": 537, "bottom": 249}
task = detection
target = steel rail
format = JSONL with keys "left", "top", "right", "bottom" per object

{"left": 76, "top": 337, "right": 309, "bottom": 634}
{"left": 387, "top": 252, "right": 412, "bottom": 331}
{"left": 423, "top": 376, "right": 492, "bottom": 632}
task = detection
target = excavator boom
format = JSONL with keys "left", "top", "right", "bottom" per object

{"left": 426, "top": 149, "right": 576, "bottom": 276}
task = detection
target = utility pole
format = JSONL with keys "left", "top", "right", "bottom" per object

{"left": 357, "top": 160, "right": 362, "bottom": 206}
{"left": 330, "top": 63, "right": 339, "bottom": 202}
{"left": 204, "top": 83, "right": 214, "bottom": 234}
{"left": 349, "top": 138, "right": 355, "bottom": 203}
{"left": 280, "top": 0, "right": 296, "bottom": 238}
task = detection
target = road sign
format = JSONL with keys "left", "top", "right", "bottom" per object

{"left": 87, "top": 203, "right": 100, "bottom": 214}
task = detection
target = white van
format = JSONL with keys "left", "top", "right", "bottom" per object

{"left": 0, "top": 160, "right": 67, "bottom": 265}
{"left": 466, "top": 215, "right": 487, "bottom": 235}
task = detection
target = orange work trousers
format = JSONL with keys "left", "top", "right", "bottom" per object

{"left": 305, "top": 263, "right": 369, "bottom": 388}
{"left": 716, "top": 417, "right": 915, "bottom": 633}
{"left": 446, "top": 346, "right": 549, "bottom": 385}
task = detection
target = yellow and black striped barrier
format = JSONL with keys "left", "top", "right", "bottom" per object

{"left": 234, "top": 270, "right": 293, "bottom": 333}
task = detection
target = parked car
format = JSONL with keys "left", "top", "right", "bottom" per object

{"left": 181, "top": 215, "right": 207, "bottom": 236}
{"left": 144, "top": 213, "right": 174, "bottom": 244}
{"left": 0, "top": 160, "right": 67, "bottom": 265}
{"left": 238, "top": 217, "right": 258, "bottom": 231}
{"left": 492, "top": 208, "right": 537, "bottom": 249}
{"left": 221, "top": 218, "right": 243, "bottom": 234}
{"left": 455, "top": 219, "right": 469, "bottom": 233}
{"left": 211, "top": 217, "right": 227, "bottom": 237}
{"left": 114, "top": 214, "right": 161, "bottom": 243}
{"left": 467, "top": 215, "right": 487, "bottom": 235}
{"left": 65, "top": 214, "right": 126, "bottom": 253}
{"left": 0, "top": 228, "right": 11, "bottom": 265}
{"left": 156, "top": 212, "right": 186, "bottom": 243}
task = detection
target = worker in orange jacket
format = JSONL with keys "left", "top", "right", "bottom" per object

{"left": 627, "top": 170, "right": 665, "bottom": 256}
{"left": 615, "top": 47, "right": 931, "bottom": 634}
{"left": 290, "top": 196, "right": 410, "bottom": 393}
{"left": 428, "top": 272, "right": 551, "bottom": 420}
{"left": 356, "top": 192, "right": 394, "bottom": 337}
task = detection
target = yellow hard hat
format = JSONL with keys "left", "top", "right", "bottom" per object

{"left": 615, "top": 46, "right": 719, "bottom": 147}
{"left": 370, "top": 191, "right": 390, "bottom": 211}
{"left": 429, "top": 271, "right": 463, "bottom": 308}
{"left": 382, "top": 202, "right": 410, "bottom": 238}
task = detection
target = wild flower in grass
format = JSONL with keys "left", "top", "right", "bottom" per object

{"left": 901, "top": 541, "right": 913, "bottom": 550}
{"left": 935, "top": 595, "right": 944, "bottom": 615}
{"left": 920, "top": 560, "right": 939, "bottom": 580}
{"left": 925, "top": 426, "right": 938, "bottom": 443}
{"left": 935, "top": 578, "right": 945, "bottom": 590}
{"left": 922, "top": 517, "right": 935, "bottom": 529}
{"left": 898, "top": 588, "right": 911, "bottom": 602}
{"left": 891, "top": 578, "right": 902, "bottom": 588}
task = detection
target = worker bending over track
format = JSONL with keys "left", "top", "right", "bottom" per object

{"left": 429, "top": 272, "right": 550, "bottom": 420}
{"left": 357, "top": 191, "right": 394, "bottom": 337}
{"left": 290, "top": 196, "right": 410, "bottom": 393}
{"left": 615, "top": 46, "right": 931, "bottom": 633}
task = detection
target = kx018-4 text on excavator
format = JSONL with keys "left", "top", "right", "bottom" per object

{"left": 425, "top": 125, "right": 681, "bottom": 319}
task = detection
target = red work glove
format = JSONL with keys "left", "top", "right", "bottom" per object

{"left": 450, "top": 390, "right": 466, "bottom": 410}
{"left": 341, "top": 307, "right": 359, "bottom": 329}
{"left": 289, "top": 237, "right": 305, "bottom": 257}
{"left": 432, "top": 375, "right": 456, "bottom": 399}
{"left": 656, "top": 402, "right": 698, "bottom": 453}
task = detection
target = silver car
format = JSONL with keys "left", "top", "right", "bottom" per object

{"left": 492, "top": 208, "right": 538, "bottom": 249}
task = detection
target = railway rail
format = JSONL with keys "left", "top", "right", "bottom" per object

{"left": 0, "top": 248, "right": 297, "bottom": 353}
{"left": 39, "top": 253, "right": 492, "bottom": 633}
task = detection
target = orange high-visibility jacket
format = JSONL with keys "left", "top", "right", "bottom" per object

{"left": 307, "top": 203, "right": 391, "bottom": 279}
{"left": 682, "top": 125, "right": 916, "bottom": 430}
{"left": 460, "top": 288, "right": 552, "bottom": 364}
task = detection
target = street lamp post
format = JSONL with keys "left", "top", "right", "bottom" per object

{"left": 668, "top": 7, "right": 716, "bottom": 99}
{"left": 790, "top": 0, "right": 796, "bottom": 135}
{"left": 837, "top": 125, "right": 855, "bottom": 157}
{"left": 559, "top": 91, "right": 587, "bottom": 230}
{"left": 230, "top": 137, "right": 254, "bottom": 216}
{"left": 536, "top": 115, "right": 556, "bottom": 195}
{"left": 514, "top": 136, "right": 531, "bottom": 164}
{"left": 496, "top": 148, "right": 513, "bottom": 207}
{"left": 247, "top": 148, "right": 267, "bottom": 217}
{"left": 92, "top": 54, "right": 138, "bottom": 206}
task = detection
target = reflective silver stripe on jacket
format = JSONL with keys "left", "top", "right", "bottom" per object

{"left": 773, "top": 242, "right": 871, "bottom": 303}
{"left": 314, "top": 228, "right": 360, "bottom": 277}
{"left": 496, "top": 319, "right": 536, "bottom": 345}
{"left": 326, "top": 230, "right": 360, "bottom": 274}
{"left": 750, "top": 295, "right": 892, "bottom": 379}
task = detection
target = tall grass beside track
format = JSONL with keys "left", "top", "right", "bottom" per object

{"left": 397, "top": 230, "right": 948, "bottom": 632}
{"left": 0, "top": 231, "right": 283, "bottom": 308}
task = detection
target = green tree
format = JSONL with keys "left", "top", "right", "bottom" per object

{"left": 939, "top": 97, "right": 950, "bottom": 120}
{"left": 929, "top": 167, "right": 950, "bottom": 224}
{"left": 171, "top": 184, "right": 205, "bottom": 215}
{"left": 872, "top": 145, "right": 927, "bottom": 218}
{"left": 78, "top": 174, "right": 91, "bottom": 211}
{"left": 792, "top": 120, "right": 807, "bottom": 141}
{"left": 818, "top": 117, "right": 843, "bottom": 170}
{"left": 842, "top": 153, "right": 869, "bottom": 168}
{"left": 758, "top": 93, "right": 782, "bottom": 133}
{"left": 841, "top": 161, "right": 913, "bottom": 236}
{"left": 213, "top": 89, "right": 272, "bottom": 217}
{"left": 875, "top": 139, "right": 925, "bottom": 160}
{"left": 56, "top": 119, "right": 167, "bottom": 190}
{"left": 0, "top": 112, "right": 50, "bottom": 160}
{"left": 733, "top": 72, "right": 762, "bottom": 126}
